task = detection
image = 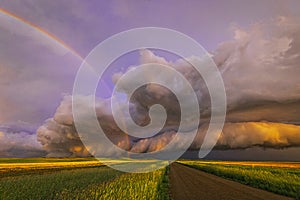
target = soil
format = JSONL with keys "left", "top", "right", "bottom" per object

{"left": 169, "top": 163, "right": 292, "bottom": 200}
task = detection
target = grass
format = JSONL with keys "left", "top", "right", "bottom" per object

{"left": 180, "top": 160, "right": 300, "bottom": 199}
{"left": 0, "top": 158, "right": 170, "bottom": 200}
{"left": 61, "top": 166, "right": 170, "bottom": 200}
{"left": 0, "top": 157, "right": 96, "bottom": 163}
{"left": 0, "top": 167, "right": 122, "bottom": 200}
{"left": 0, "top": 158, "right": 102, "bottom": 179}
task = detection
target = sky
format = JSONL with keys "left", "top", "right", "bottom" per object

{"left": 0, "top": 0, "right": 300, "bottom": 160}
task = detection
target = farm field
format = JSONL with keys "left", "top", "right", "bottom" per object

{"left": 179, "top": 160, "right": 300, "bottom": 199}
{"left": 169, "top": 162, "right": 291, "bottom": 200}
{"left": 0, "top": 158, "right": 169, "bottom": 200}
{"left": 1, "top": 158, "right": 299, "bottom": 200}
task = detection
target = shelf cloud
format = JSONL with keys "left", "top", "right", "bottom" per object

{"left": 37, "top": 15, "right": 300, "bottom": 157}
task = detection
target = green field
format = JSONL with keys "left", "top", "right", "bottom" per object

{"left": 0, "top": 158, "right": 169, "bottom": 200}
{"left": 1, "top": 158, "right": 300, "bottom": 199}
{"left": 180, "top": 160, "right": 300, "bottom": 199}
{"left": 0, "top": 158, "right": 96, "bottom": 163}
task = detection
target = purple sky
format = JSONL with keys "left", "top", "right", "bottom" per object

{"left": 0, "top": 0, "right": 300, "bottom": 158}
{"left": 0, "top": 0, "right": 297, "bottom": 125}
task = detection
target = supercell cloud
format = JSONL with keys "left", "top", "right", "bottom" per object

{"left": 37, "top": 16, "right": 300, "bottom": 157}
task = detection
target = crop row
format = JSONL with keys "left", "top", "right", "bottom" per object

{"left": 58, "top": 167, "right": 170, "bottom": 200}
{"left": 0, "top": 164, "right": 169, "bottom": 200}
{"left": 0, "top": 167, "right": 122, "bottom": 200}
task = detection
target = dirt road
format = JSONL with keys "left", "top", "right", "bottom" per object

{"left": 169, "top": 163, "right": 292, "bottom": 200}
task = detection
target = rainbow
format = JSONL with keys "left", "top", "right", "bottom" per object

{"left": 0, "top": 7, "right": 112, "bottom": 93}
{"left": 0, "top": 8, "right": 129, "bottom": 139}
{"left": 0, "top": 7, "right": 84, "bottom": 61}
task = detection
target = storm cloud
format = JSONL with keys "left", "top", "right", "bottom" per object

{"left": 0, "top": 125, "right": 45, "bottom": 157}
{"left": 36, "top": 15, "right": 300, "bottom": 157}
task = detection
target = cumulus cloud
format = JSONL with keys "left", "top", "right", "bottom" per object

{"left": 215, "top": 16, "right": 300, "bottom": 107}
{"left": 0, "top": 126, "right": 45, "bottom": 157}
{"left": 37, "top": 15, "right": 300, "bottom": 157}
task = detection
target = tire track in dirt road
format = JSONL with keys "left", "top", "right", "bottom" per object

{"left": 169, "top": 163, "right": 292, "bottom": 200}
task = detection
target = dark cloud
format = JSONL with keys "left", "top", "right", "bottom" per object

{"left": 34, "top": 15, "right": 300, "bottom": 157}
{"left": 182, "top": 147, "right": 300, "bottom": 161}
